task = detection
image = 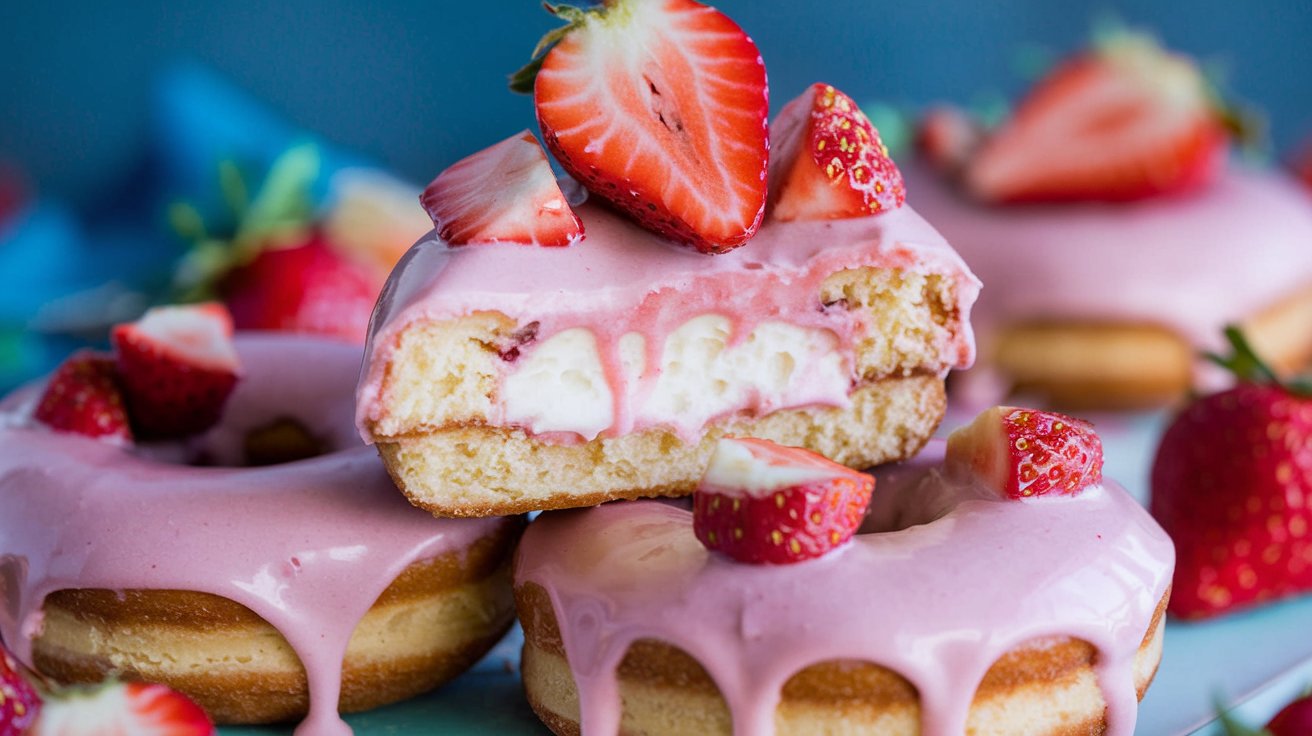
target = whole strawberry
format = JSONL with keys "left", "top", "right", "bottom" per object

{"left": 1, "top": 644, "right": 40, "bottom": 736}
{"left": 220, "top": 231, "right": 377, "bottom": 342}
{"left": 33, "top": 351, "right": 133, "bottom": 442}
{"left": 1267, "top": 691, "right": 1312, "bottom": 736}
{"left": 1151, "top": 327, "right": 1312, "bottom": 620}
{"left": 693, "top": 438, "right": 873, "bottom": 564}
{"left": 171, "top": 145, "right": 382, "bottom": 343}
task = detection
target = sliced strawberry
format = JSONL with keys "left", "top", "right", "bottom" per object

{"left": 769, "top": 83, "right": 905, "bottom": 222}
{"left": 964, "top": 34, "right": 1228, "bottom": 203}
{"left": 1151, "top": 328, "right": 1312, "bottom": 620}
{"left": 517, "top": 0, "right": 769, "bottom": 254}
{"left": 221, "top": 231, "right": 378, "bottom": 343}
{"left": 33, "top": 352, "right": 133, "bottom": 442}
{"left": 1, "top": 643, "right": 41, "bottom": 736}
{"left": 693, "top": 438, "right": 873, "bottom": 564}
{"left": 916, "top": 105, "right": 984, "bottom": 176}
{"left": 31, "top": 681, "right": 213, "bottom": 736}
{"left": 947, "top": 406, "right": 1103, "bottom": 499}
{"left": 421, "top": 130, "right": 583, "bottom": 247}
{"left": 111, "top": 303, "right": 241, "bottom": 439}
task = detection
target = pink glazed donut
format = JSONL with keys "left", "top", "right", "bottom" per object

{"left": 0, "top": 334, "right": 521, "bottom": 736}
{"left": 514, "top": 440, "right": 1174, "bottom": 736}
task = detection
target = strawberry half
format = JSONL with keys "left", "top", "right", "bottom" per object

{"left": 33, "top": 351, "right": 133, "bottom": 442}
{"left": 947, "top": 406, "right": 1104, "bottom": 500}
{"left": 964, "top": 34, "right": 1228, "bottom": 203}
{"left": 421, "top": 130, "right": 583, "bottom": 247}
{"left": 693, "top": 437, "right": 873, "bottom": 564}
{"left": 1, "top": 643, "right": 41, "bottom": 736}
{"left": 31, "top": 681, "right": 213, "bottom": 736}
{"left": 916, "top": 105, "right": 985, "bottom": 176}
{"left": 1151, "top": 328, "right": 1312, "bottom": 620}
{"left": 515, "top": 0, "right": 769, "bottom": 254}
{"left": 769, "top": 83, "right": 905, "bottom": 222}
{"left": 111, "top": 303, "right": 241, "bottom": 439}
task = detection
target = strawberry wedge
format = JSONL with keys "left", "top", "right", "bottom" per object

{"left": 694, "top": 437, "right": 874, "bottom": 564}
{"left": 421, "top": 130, "right": 583, "bottom": 247}
{"left": 769, "top": 83, "right": 905, "bottom": 221}
{"left": 111, "top": 303, "right": 242, "bottom": 439}
{"left": 517, "top": 0, "right": 769, "bottom": 254}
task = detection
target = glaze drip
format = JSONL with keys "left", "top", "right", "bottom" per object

{"left": 0, "top": 335, "right": 509, "bottom": 736}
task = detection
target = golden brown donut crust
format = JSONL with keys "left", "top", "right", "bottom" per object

{"left": 984, "top": 283, "right": 1312, "bottom": 410}
{"left": 33, "top": 519, "right": 523, "bottom": 724}
{"left": 516, "top": 581, "right": 1169, "bottom": 735}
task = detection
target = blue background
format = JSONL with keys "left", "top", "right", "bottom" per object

{"left": 3, "top": 0, "right": 1311, "bottom": 205}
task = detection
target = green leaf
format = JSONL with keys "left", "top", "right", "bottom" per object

{"left": 168, "top": 202, "right": 208, "bottom": 242}
{"left": 508, "top": 2, "right": 597, "bottom": 94}
{"left": 509, "top": 54, "right": 548, "bottom": 94}
{"left": 1214, "top": 694, "right": 1273, "bottom": 736}
{"left": 235, "top": 142, "right": 319, "bottom": 249}
{"left": 218, "top": 160, "right": 250, "bottom": 219}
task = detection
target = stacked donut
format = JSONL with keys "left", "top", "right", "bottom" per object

{"left": 348, "top": 2, "right": 1174, "bottom": 735}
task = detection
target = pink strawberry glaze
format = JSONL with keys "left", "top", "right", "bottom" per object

{"left": 0, "top": 335, "right": 512, "bottom": 736}
{"left": 356, "top": 201, "right": 980, "bottom": 442}
{"left": 902, "top": 162, "right": 1312, "bottom": 398}
{"left": 515, "top": 440, "right": 1174, "bottom": 735}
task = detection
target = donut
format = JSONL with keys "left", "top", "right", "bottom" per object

{"left": 357, "top": 201, "right": 979, "bottom": 518}
{"left": 905, "top": 162, "right": 1312, "bottom": 409}
{"left": 0, "top": 335, "right": 521, "bottom": 733}
{"left": 514, "top": 440, "right": 1174, "bottom": 735}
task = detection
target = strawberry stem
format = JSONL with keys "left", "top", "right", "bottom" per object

{"left": 170, "top": 144, "right": 321, "bottom": 301}
{"left": 1206, "top": 325, "right": 1312, "bottom": 396}
{"left": 508, "top": 2, "right": 599, "bottom": 94}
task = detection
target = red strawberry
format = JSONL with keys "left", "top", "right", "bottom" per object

{"left": 693, "top": 437, "right": 873, "bottom": 564}
{"left": 111, "top": 303, "right": 241, "bottom": 439}
{"left": 769, "top": 83, "right": 905, "bottom": 221}
{"left": 916, "top": 105, "right": 984, "bottom": 176}
{"left": 220, "top": 231, "right": 378, "bottom": 343}
{"left": 964, "top": 34, "right": 1228, "bottom": 203}
{"left": 947, "top": 406, "right": 1104, "bottom": 499}
{"left": 1267, "top": 692, "right": 1312, "bottom": 736}
{"left": 514, "top": 0, "right": 769, "bottom": 254}
{"left": 1151, "top": 328, "right": 1312, "bottom": 620}
{"left": 32, "top": 681, "right": 213, "bottom": 736}
{"left": 1, "top": 644, "right": 41, "bottom": 736}
{"left": 421, "top": 130, "right": 583, "bottom": 247}
{"left": 1294, "top": 139, "right": 1312, "bottom": 191}
{"left": 33, "top": 352, "right": 132, "bottom": 442}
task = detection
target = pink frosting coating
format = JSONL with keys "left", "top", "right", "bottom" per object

{"left": 515, "top": 440, "right": 1174, "bottom": 735}
{"left": 902, "top": 162, "right": 1312, "bottom": 356}
{"left": 356, "top": 201, "right": 980, "bottom": 441}
{"left": 0, "top": 335, "right": 510, "bottom": 736}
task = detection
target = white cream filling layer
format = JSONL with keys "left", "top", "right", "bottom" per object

{"left": 499, "top": 315, "right": 850, "bottom": 440}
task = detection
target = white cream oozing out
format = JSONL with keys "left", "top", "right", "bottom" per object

{"left": 498, "top": 315, "right": 850, "bottom": 441}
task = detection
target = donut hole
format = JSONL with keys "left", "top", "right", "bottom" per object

{"left": 861, "top": 464, "right": 984, "bottom": 534}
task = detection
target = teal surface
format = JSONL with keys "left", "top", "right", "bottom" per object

{"left": 218, "top": 411, "right": 1312, "bottom": 735}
